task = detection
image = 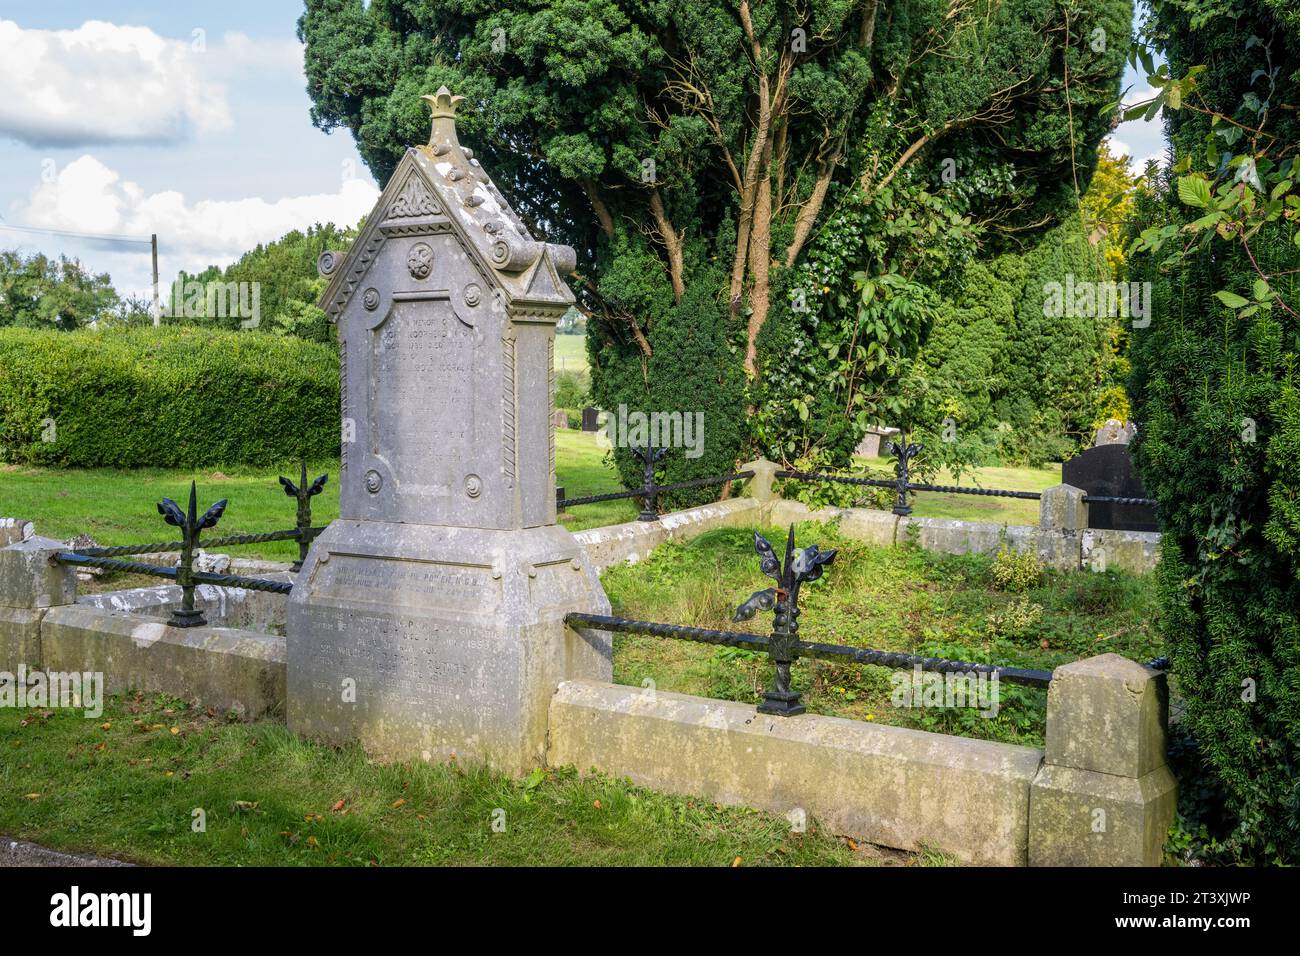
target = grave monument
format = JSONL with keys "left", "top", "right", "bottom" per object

{"left": 286, "top": 89, "right": 611, "bottom": 774}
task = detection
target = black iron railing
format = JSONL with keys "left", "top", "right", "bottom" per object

{"left": 557, "top": 444, "right": 753, "bottom": 520}
{"left": 775, "top": 433, "right": 1157, "bottom": 517}
{"left": 51, "top": 462, "right": 326, "bottom": 627}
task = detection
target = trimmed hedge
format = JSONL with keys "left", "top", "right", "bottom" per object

{"left": 0, "top": 327, "right": 339, "bottom": 468}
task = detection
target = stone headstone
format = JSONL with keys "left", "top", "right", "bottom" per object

{"left": 1093, "top": 419, "right": 1136, "bottom": 446}
{"left": 1062, "top": 444, "right": 1157, "bottom": 532}
{"left": 581, "top": 407, "right": 600, "bottom": 432}
{"left": 854, "top": 425, "right": 900, "bottom": 459}
{"left": 552, "top": 409, "right": 569, "bottom": 429}
{"left": 287, "top": 88, "right": 611, "bottom": 774}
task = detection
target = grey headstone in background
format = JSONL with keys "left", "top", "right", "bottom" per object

{"left": 581, "top": 407, "right": 600, "bottom": 432}
{"left": 287, "top": 88, "right": 610, "bottom": 775}
{"left": 1093, "top": 419, "right": 1136, "bottom": 446}
{"left": 854, "top": 425, "right": 900, "bottom": 459}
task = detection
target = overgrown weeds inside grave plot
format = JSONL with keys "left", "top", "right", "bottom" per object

{"left": 601, "top": 524, "right": 1164, "bottom": 749}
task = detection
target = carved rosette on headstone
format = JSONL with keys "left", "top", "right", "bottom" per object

{"left": 287, "top": 88, "right": 611, "bottom": 774}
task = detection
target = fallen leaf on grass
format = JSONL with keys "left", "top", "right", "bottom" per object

{"left": 731, "top": 856, "right": 742, "bottom": 867}
{"left": 23, "top": 793, "right": 39, "bottom": 800}
{"left": 331, "top": 799, "right": 346, "bottom": 813}
{"left": 100, "top": 723, "right": 111, "bottom": 731}
{"left": 391, "top": 798, "right": 406, "bottom": 809}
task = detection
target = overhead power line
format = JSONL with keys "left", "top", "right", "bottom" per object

{"left": 0, "top": 222, "right": 153, "bottom": 246}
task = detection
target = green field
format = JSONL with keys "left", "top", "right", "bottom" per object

{"left": 553, "top": 333, "right": 588, "bottom": 374}
{"left": 896, "top": 462, "right": 1061, "bottom": 526}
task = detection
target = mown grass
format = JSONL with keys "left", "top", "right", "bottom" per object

{"left": 0, "top": 431, "right": 637, "bottom": 556}
{"left": 0, "top": 693, "right": 878, "bottom": 867}
{"left": 552, "top": 332, "right": 589, "bottom": 374}
{"left": 603, "top": 523, "right": 1163, "bottom": 749}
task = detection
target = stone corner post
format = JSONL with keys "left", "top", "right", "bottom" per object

{"left": 0, "top": 535, "right": 78, "bottom": 670}
{"left": 1037, "top": 483, "right": 1088, "bottom": 570}
{"left": 1028, "top": 653, "right": 1177, "bottom": 866}
{"left": 739, "top": 457, "right": 781, "bottom": 503}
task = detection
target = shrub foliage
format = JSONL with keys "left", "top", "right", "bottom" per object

{"left": 0, "top": 327, "right": 339, "bottom": 468}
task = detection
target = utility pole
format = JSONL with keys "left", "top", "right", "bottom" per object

{"left": 151, "top": 233, "right": 160, "bottom": 327}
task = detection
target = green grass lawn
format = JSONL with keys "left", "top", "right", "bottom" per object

{"left": 1, "top": 429, "right": 1069, "bottom": 560}
{"left": 839, "top": 458, "right": 1061, "bottom": 526}
{"left": 0, "top": 431, "right": 637, "bottom": 556}
{"left": 553, "top": 333, "right": 588, "bottom": 374}
{"left": 0, "top": 693, "right": 878, "bottom": 866}
{"left": 603, "top": 523, "right": 1163, "bottom": 749}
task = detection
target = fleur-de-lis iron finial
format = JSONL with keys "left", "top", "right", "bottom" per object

{"left": 279, "top": 459, "right": 328, "bottom": 572}
{"left": 157, "top": 481, "right": 227, "bottom": 628}
{"left": 884, "top": 434, "right": 923, "bottom": 516}
{"left": 732, "top": 524, "right": 836, "bottom": 716}
{"left": 630, "top": 444, "right": 669, "bottom": 522}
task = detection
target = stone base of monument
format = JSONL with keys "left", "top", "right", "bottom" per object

{"left": 286, "top": 520, "right": 611, "bottom": 775}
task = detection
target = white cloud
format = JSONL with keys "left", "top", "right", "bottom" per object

{"left": 0, "top": 19, "right": 232, "bottom": 148}
{"left": 6, "top": 154, "right": 379, "bottom": 294}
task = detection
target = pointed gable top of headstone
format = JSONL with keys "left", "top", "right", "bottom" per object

{"left": 318, "top": 88, "right": 577, "bottom": 322}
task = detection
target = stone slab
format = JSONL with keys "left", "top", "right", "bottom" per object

{"left": 1082, "top": 529, "right": 1160, "bottom": 575}
{"left": 288, "top": 520, "right": 610, "bottom": 775}
{"left": 77, "top": 580, "right": 289, "bottom": 632}
{"left": 573, "top": 498, "right": 762, "bottom": 571}
{"left": 548, "top": 679, "right": 1044, "bottom": 866}
{"left": 40, "top": 605, "right": 285, "bottom": 718}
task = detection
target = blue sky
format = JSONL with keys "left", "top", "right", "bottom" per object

{"left": 0, "top": 1, "right": 379, "bottom": 298}
{"left": 0, "top": 2, "right": 1166, "bottom": 299}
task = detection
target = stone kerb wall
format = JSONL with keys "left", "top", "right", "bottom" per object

{"left": 740, "top": 459, "right": 1160, "bottom": 575}
{"left": 548, "top": 652, "right": 1176, "bottom": 866}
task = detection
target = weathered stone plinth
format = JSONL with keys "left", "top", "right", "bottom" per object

{"left": 287, "top": 520, "right": 610, "bottom": 774}
{"left": 1029, "top": 653, "right": 1176, "bottom": 865}
{"left": 0, "top": 535, "right": 77, "bottom": 669}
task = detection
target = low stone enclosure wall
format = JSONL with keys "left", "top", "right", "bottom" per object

{"left": 0, "top": 483, "right": 1172, "bottom": 866}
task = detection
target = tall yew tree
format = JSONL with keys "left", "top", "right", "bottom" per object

{"left": 299, "top": 0, "right": 1127, "bottom": 485}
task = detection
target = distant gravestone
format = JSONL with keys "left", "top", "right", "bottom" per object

{"left": 1062, "top": 444, "right": 1157, "bottom": 532}
{"left": 581, "top": 407, "right": 600, "bottom": 432}
{"left": 854, "top": 425, "right": 900, "bottom": 459}
{"left": 287, "top": 88, "right": 611, "bottom": 774}
{"left": 552, "top": 409, "right": 569, "bottom": 429}
{"left": 1093, "top": 419, "right": 1137, "bottom": 446}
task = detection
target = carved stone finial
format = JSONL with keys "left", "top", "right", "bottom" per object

{"left": 422, "top": 86, "right": 466, "bottom": 149}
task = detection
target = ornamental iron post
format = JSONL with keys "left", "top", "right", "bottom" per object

{"left": 631, "top": 444, "right": 669, "bottom": 521}
{"left": 157, "top": 482, "right": 227, "bottom": 628}
{"left": 279, "top": 459, "right": 328, "bottom": 572}
{"left": 885, "top": 435, "right": 923, "bottom": 516}
{"left": 733, "top": 524, "right": 836, "bottom": 716}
